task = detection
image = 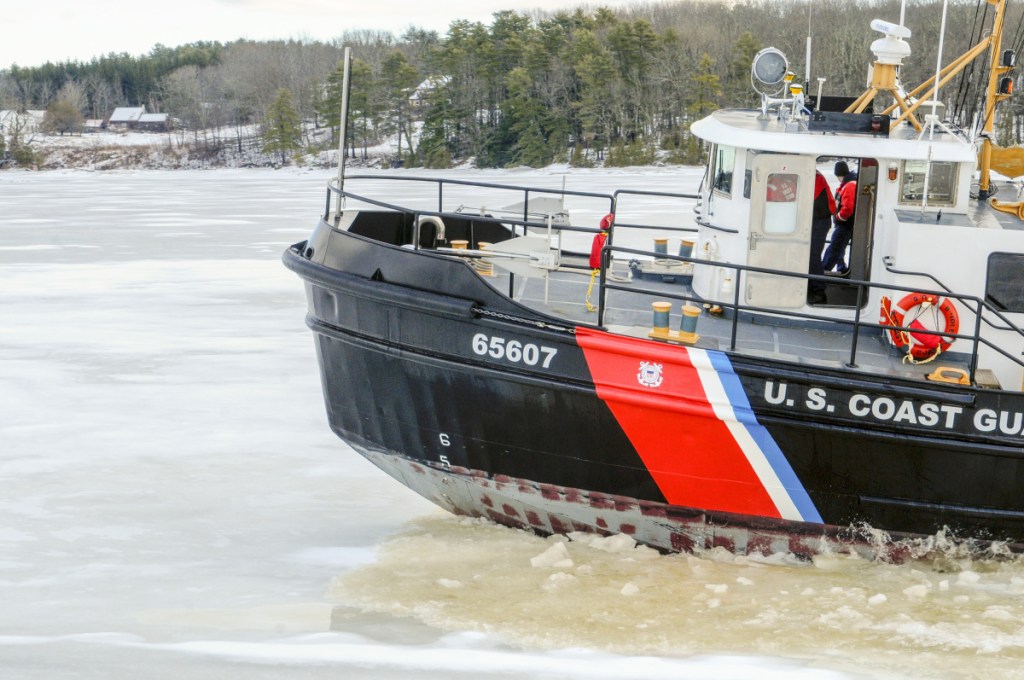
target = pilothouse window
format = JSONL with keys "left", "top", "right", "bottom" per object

{"left": 899, "top": 160, "right": 957, "bottom": 206}
{"left": 986, "top": 253, "right": 1024, "bottom": 313}
{"left": 713, "top": 145, "right": 735, "bottom": 196}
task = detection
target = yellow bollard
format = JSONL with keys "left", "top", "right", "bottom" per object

{"left": 476, "top": 241, "right": 494, "bottom": 276}
{"left": 649, "top": 301, "right": 672, "bottom": 340}
{"left": 678, "top": 304, "right": 701, "bottom": 344}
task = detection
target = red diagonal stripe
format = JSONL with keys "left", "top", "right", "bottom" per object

{"left": 576, "top": 327, "right": 779, "bottom": 517}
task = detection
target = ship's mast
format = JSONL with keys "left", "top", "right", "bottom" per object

{"left": 845, "top": 0, "right": 1013, "bottom": 180}
{"left": 334, "top": 47, "right": 353, "bottom": 219}
{"left": 978, "top": 0, "right": 1012, "bottom": 199}
{"left": 845, "top": 20, "right": 920, "bottom": 130}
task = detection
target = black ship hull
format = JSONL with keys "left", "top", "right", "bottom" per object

{"left": 285, "top": 226, "right": 1024, "bottom": 558}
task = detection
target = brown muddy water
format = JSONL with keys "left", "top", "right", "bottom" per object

{"left": 335, "top": 514, "right": 1024, "bottom": 680}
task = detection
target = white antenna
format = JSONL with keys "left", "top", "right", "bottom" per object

{"left": 919, "top": 0, "right": 964, "bottom": 144}
{"left": 931, "top": 0, "right": 949, "bottom": 122}
{"left": 805, "top": 2, "right": 813, "bottom": 85}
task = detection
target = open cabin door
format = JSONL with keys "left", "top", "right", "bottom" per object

{"left": 847, "top": 159, "right": 876, "bottom": 284}
{"left": 746, "top": 154, "right": 816, "bottom": 308}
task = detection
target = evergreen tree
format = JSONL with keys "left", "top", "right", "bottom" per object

{"left": 573, "top": 30, "right": 616, "bottom": 158}
{"left": 262, "top": 87, "right": 302, "bottom": 164}
{"left": 8, "top": 129, "right": 38, "bottom": 168}
{"left": 608, "top": 19, "right": 661, "bottom": 133}
{"left": 505, "top": 67, "right": 550, "bottom": 167}
{"left": 728, "top": 32, "right": 762, "bottom": 108}
{"left": 316, "top": 57, "right": 377, "bottom": 155}
{"left": 380, "top": 51, "right": 419, "bottom": 163}
{"left": 417, "top": 84, "right": 453, "bottom": 168}
{"left": 348, "top": 59, "right": 376, "bottom": 159}
{"left": 316, "top": 59, "right": 347, "bottom": 139}
{"left": 689, "top": 53, "right": 722, "bottom": 119}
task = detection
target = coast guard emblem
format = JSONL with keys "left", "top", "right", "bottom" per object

{"left": 637, "top": 361, "right": 663, "bottom": 388}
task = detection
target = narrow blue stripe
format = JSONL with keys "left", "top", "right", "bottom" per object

{"left": 705, "top": 351, "right": 824, "bottom": 524}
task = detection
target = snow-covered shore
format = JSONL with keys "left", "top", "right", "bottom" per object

{"left": 19, "top": 125, "right": 410, "bottom": 171}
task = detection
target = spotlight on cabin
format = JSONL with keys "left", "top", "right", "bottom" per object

{"left": 751, "top": 48, "right": 789, "bottom": 95}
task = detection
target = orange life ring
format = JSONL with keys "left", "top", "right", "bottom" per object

{"left": 879, "top": 293, "right": 959, "bottom": 360}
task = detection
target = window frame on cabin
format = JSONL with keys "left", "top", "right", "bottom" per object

{"left": 711, "top": 144, "right": 736, "bottom": 198}
{"left": 898, "top": 160, "right": 958, "bottom": 207}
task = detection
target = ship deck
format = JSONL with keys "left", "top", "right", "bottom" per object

{"left": 329, "top": 174, "right": 1022, "bottom": 391}
{"left": 492, "top": 258, "right": 986, "bottom": 386}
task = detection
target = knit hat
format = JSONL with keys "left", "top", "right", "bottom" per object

{"left": 834, "top": 160, "right": 850, "bottom": 177}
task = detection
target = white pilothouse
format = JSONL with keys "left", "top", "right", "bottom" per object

{"left": 687, "top": 3, "right": 1024, "bottom": 392}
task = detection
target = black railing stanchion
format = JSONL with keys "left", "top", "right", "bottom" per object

{"left": 847, "top": 282, "right": 866, "bottom": 368}
{"left": 598, "top": 247, "right": 609, "bottom": 327}
{"left": 437, "top": 183, "right": 443, "bottom": 213}
{"left": 413, "top": 212, "right": 421, "bottom": 251}
{"left": 971, "top": 300, "right": 983, "bottom": 384}
{"left": 324, "top": 187, "right": 332, "bottom": 220}
{"left": 730, "top": 266, "right": 741, "bottom": 351}
{"left": 597, "top": 209, "right": 616, "bottom": 327}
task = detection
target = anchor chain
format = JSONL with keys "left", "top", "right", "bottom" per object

{"left": 472, "top": 307, "right": 577, "bottom": 334}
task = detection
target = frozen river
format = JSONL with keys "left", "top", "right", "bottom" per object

{"left": 2, "top": 167, "right": 1024, "bottom": 679}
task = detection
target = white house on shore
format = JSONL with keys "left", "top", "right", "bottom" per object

{"left": 106, "top": 107, "right": 172, "bottom": 132}
{"left": 137, "top": 113, "right": 170, "bottom": 132}
{"left": 409, "top": 76, "right": 450, "bottom": 109}
{"left": 0, "top": 110, "right": 45, "bottom": 136}
{"left": 107, "top": 106, "right": 145, "bottom": 129}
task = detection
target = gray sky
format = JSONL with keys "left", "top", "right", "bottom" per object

{"left": 4, "top": 0, "right": 660, "bottom": 68}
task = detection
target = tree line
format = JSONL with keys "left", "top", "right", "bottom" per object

{"left": 3, "top": 0, "right": 1024, "bottom": 168}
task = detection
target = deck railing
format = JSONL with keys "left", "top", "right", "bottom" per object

{"left": 596, "top": 241, "right": 1024, "bottom": 385}
{"left": 330, "top": 174, "right": 616, "bottom": 224}
{"left": 327, "top": 176, "right": 1024, "bottom": 387}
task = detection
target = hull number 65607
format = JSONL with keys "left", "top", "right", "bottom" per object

{"left": 472, "top": 333, "right": 558, "bottom": 368}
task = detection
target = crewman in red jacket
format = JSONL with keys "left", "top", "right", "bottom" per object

{"left": 822, "top": 160, "right": 857, "bottom": 275}
{"left": 808, "top": 170, "right": 836, "bottom": 304}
